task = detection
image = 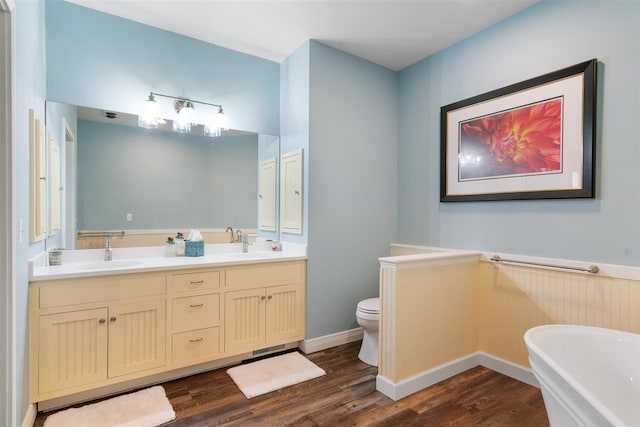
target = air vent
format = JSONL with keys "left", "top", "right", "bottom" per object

{"left": 252, "top": 344, "right": 286, "bottom": 356}
{"left": 102, "top": 111, "right": 118, "bottom": 119}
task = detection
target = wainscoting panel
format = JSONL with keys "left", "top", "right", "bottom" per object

{"left": 478, "top": 262, "right": 640, "bottom": 367}
{"left": 379, "top": 258, "right": 479, "bottom": 383}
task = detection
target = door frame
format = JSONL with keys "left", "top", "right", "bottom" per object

{"left": 0, "top": 0, "right": 15, "bottom": 425}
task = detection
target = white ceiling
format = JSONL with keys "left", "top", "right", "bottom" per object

{"left": 67, "top": 0, "right": 540, "bottom": 71}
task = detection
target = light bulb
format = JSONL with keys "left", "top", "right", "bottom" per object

{"left": 215, "top": 107, "right": 229, "bottom": 130}
{"left": 138, "top": 94, "right": 159, "bottom": 128}
{"left": 178, "top": 101, "right": 196, "bottom": 124}
{"left": 205, "top": 107, "right": 229, "bottom": 137}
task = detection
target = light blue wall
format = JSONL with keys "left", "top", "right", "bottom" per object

{"left": 305, "top": 41, "right": 398, "bottom": 338}
{"left": 398, "top": 0, "right": 640, "bottom": 266}
{"left": 279, "top": 41, "right": 310, "bottom": 245}
{"left": 77, "top": 120, "right": 257, "bottom": 231}
{"left": 46, "top": 0, "right": 280, "bottom": 135}
{"left": 15, "top": 0, "right": 47, "bottom": 420}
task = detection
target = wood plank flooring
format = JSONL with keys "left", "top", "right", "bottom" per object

{"left": 34, "top": 341, "right": 549, "bottom": 426}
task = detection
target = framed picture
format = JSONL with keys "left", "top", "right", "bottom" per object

{"left": 440, "top": 59, "right": 597, "bottom": 202}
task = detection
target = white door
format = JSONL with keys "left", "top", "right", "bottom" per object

{"left": 258, "top": 157, "right": 276, "bottom": 231}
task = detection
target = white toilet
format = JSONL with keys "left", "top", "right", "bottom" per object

{"left": 356, "top": 297, "right": 380, "bottom": 366}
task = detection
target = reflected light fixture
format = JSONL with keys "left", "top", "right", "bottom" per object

{"left": 138, "top": 93, "right": 160, "bottom": 128}
{"left": 139, "top": 91, "right": 229, "bottom": 137}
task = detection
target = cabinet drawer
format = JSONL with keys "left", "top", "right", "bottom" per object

{"left": 172, "top": 327, "right": 220, "bottom": 365}
{"left": 39, "top": 274, "right": 166, "bottom": 308}
{"left": 172, "top": 293, "right": 220, "bottom": 333}
{"left": 225, "top": 261, "right": 305, "bottom": 288}
{"left": 171, "top": 271, "right": 220, "bottom": 293}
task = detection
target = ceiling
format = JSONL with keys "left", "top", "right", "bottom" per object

{"left": 67, "top": 0, "right": 540, "bottom": 71}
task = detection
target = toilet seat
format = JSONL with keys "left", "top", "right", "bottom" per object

{"left": 357, "top": 297, "right": 379, "bottom": 314}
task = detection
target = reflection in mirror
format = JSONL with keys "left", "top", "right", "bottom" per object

{"left": 45, "top": 102, "right": 279, "bottom": 249}
{"left": 29, "top": 109, "right": 46, "bottom": 242}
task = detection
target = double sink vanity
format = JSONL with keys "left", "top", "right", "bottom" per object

{"left": 28, "top": 243, "right": 307, "bottom": 409}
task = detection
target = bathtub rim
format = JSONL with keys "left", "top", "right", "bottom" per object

{"left": 524, "top": 324, "right": 639, "bottom": 427}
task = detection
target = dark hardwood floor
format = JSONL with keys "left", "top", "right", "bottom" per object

{"left": 34, "top": 341, "right": 549, "bottom": 426}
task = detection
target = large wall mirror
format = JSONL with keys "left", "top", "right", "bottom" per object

{"left": 46, "top": 101, "right": 280, "bottom": 249}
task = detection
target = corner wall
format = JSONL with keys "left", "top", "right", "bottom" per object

{"left": 397, "top": 0, "right": 640, "bottom": 266}
{"left": 306, "top": 41, "right": 398, "bottom": 338}
{"left": 15, "top": 0, "right": 47, "bottom": 422}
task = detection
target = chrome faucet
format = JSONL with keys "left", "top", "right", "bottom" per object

{"left": 104, "top": 237, "right": 113, "bottom": 261}
{"left": 235, "top": 229, "right": 243, "bottom": 243}
{"left": 225, "top": 226, "right": 234, "bottom": 243}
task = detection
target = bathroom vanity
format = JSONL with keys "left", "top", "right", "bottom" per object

{"left": 29, "top": 247, "right": 306, "bottom": 408}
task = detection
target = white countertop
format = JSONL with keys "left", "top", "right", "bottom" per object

{"left": 30, "top": 242, "right": 307, "bottom": 281}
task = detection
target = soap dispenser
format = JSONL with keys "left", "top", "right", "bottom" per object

{"left": 175, "top": 232, "right": 185, "bottom": 256}
{"left": 166, "top": 236, "right": 176, "bottom": 257}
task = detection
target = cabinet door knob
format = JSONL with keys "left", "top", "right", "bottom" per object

{"left": 99, "top": 318, "right": 106, "bottom": 324}
{"left": 268, "top": 295, "right": 273, "bottom": 299}
{"left": 261, "top": 296, "right": 266, "bottom": 300}
{"left": 110, "top": 316, "right": 117, "bottom": 322}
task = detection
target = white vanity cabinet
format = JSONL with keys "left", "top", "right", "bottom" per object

{"left": 30, "top": 273, "right": 167, "bottom": 401}
{"left": 30, "top": 258, "right": 306, "bottom": 406}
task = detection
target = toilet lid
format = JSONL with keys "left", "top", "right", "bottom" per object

{"left": 357, "top": 298, "right": 379, "bottom": 314}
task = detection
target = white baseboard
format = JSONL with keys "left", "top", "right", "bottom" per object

{"left": 299, "top": 327, "right": 363, "bottom": 354}
{"left": 21, "top": 403, "right": 36, "bottom": 427}
{"left": 477, "top": 351, "right": 538, "bottom": 387}
{"left": 376, "top": 353, "right": 479, "bottom": 401}
{"left": 376, "top": 351, "right": 538, "bottom": 401}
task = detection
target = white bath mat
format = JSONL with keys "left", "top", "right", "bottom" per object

{"left": 43, "top": 385, "right": 176, "bottom": 427}
{"left": 227, "top": 351, "right": 326, "bottom": 398}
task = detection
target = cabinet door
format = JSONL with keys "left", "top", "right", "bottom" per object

{"left": 259, "top": 157, "right": 277, "bottom": 231}
{"left": 265, "top": 284, "right": 304, "bottom": 346}
{"left": 108, "top": 300, "right": 166, "bottom": 378}
{"left": 225, "top": 288, "right": 266, "bottom": 354}
{"left": 280, "top": 149, "right": 303, "bottom": 234}
{"left": 38, "top": 308, "right": 108, "bottom": 394}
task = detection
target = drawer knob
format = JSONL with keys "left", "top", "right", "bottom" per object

{"left": 99, "top": 318, "right": 106, "bottom": 324}
{"left": 189, "top": 338, "right": 203, "bottom": 343}
{"left": 110, "top": 316, "right": 117, "bottom": 322}
{"left": 189, "top": 303, "right": 204, "bottom": 309}
{"left": 189, "top": 280, "right": 204, "bottom": 286}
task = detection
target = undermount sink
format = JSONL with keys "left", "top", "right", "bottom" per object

{"left": 78, "top": 260, "right": 143, "bottom": 270}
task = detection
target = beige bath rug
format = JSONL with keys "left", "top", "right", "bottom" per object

{"left": 227, "top": 351, "right": 326, "bottom": 398}
{"left": 43, "top": 385, "right": 176, "bottom": 427}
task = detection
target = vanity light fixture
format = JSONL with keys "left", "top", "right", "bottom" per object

{"left": 139, "top": 91, "right": 229, "bottom": 137}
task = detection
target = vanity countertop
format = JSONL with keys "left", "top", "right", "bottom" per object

{"left": 30, "top": 242, "right": 307, "bottom": 281}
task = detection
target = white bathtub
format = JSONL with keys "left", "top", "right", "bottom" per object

{"left": 524, "top": 325, "right": 640, "bottom": 427}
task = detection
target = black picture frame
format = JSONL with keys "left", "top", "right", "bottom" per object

{"left": 440, "top": 59, "right": 597, "bottom": 202}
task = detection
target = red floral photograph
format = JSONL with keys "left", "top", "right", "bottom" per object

{"left": 458, "top": 97, "right": 563, "bottom": 181}
{"left": 441, "top": 59, "right": 596, "bottom": 202}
